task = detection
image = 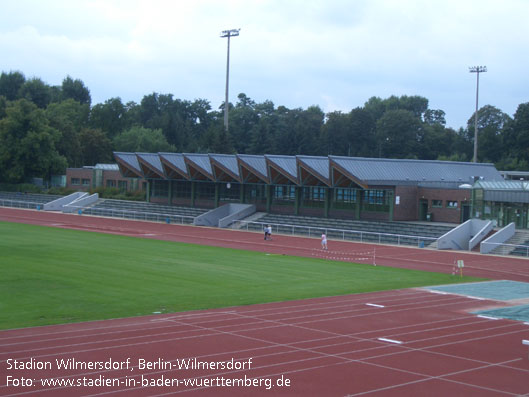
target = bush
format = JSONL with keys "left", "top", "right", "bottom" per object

{"left": 46, "top": 187, "right": 76, "bottom": 196}
{"left": 90, "top": 187, "right": 146, "bottom": 201}
{"left": 0, "top": 183, "right": 43, "bottom": 193}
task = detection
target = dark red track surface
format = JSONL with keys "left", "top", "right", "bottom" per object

{"left": 1, "top": 207, "right": 529, "bottom": 396}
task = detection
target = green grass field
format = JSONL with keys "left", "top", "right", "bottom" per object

{"left": 0, "top": 221, "right": 485, "bottom": 330}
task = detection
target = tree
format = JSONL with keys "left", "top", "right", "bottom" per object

{"left": 466, "top": 105, "right": 511, "bottom": 163}
{"left": 19, "top": 78, "right": 51, "bottom": 109}
{"left": 0, "top": 99, "right": 66, "bottom": 182}
{"left": 113, "top": 126, "right": 176, "bottom": 153}
{"left": 502, "top": 102, "right": 529, "bottom": 168}
{"left": 0, "top": 71, "right": 25, "bottom": 101}
{"left": 78, "top": 128, "right": 112, "bottom": 166}
{"left": 61, "top": 76, "right": 91, "bottom": 106}
{"left": 139, "top": 93, "right": 195, "bottom": 150}
{"left": 424, "top": 109, "right": 446, "bottom": 126}
{"left": 90, "top": 97, "right": 127, "bottom": 138}
{"left": 46, "top": 99, "right": 90, "bottom": 167}
{"left": 347, "top": 107, "right": 376, "bottom": 157}
{"left": 0, "top": 96, "right": 6, "bottom": 119}
{"left": 375, "top": 109, "right": 421, "bottom": 158}
{"left": 322, "top": 111, "right": 349, "bottom": 155}
{"left": 229, "top": 93, "right": 259, "bottom": 153}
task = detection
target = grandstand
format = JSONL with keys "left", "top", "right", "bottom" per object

{"left": 235, "top": 213, "right": 453, "bottom": 247}
{"left": 76, "top": 198, "right": 208, "bottom": 224}
{"left": 0, "top": 191, "right": 63, "bottom": 208}
{"left": 490, "top": 230, "right": 529, "bottom": 257}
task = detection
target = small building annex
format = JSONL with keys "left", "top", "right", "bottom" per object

{"left": 109, "top": 152, "right": 504, "bottom": 224}
{"left": 472, "top": 180, "right": 529, "bottom": 229}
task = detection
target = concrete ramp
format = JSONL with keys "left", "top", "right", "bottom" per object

{"left": 63, "top": 193, "right": 99, "bottom": 213}
{"left": 44, "top": 192, "right": 86, "bottom": 211}
{"left": 194, "top": 204, "right": 256, "bottom": 228}
{"left": 437, "top": 219, "right": 491, "bottom": 250}
{"left": 480, "top": 223, "right": 515, "bottom": 254}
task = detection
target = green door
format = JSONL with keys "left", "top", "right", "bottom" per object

{"left": 461, "top": 204, "right": 471, "bottom": 222}
{"left": 419, "top": 199, "right": 428, "bottom": 221}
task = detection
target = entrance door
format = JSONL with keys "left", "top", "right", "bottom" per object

{"left": 419, "top": 199, "right": 428, "bottom": 221}
{"left": 461, "top": 204, "right": 471, "bottom": 222}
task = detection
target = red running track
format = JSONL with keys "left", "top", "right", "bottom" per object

{"left": 1, "top": 207, "right": 529, "bottom": 396}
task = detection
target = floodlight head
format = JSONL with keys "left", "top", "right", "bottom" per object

{"left": 220, "top": 28, "right": 240, "bottom": 38}
{"left": 469, "top": 65, "right": 487, "bottom": 73}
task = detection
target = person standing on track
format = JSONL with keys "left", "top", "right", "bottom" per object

{"left": 321, "top": 233, "right": 328, "bottom": 250}
{"left": 264, "top": 225, "right": 272, "bottom": 240}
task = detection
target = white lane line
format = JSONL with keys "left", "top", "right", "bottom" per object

{"left": 365, "top": 303, "right": 385, "bottom": 308}
{"left": 476, "top": 315, "right": 499, "bottom": 320}
{"left": 377, "top": 337, "right": 403, "bottom": 344}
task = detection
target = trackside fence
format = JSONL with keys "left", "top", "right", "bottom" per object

{"left": 0, "top": 199, "right": 44, "bottom": 210}
{"left": 480, "top": 242, "right": 529, "bottom": 257}
{"left": 232, "top": 220, "right": 437, "bottom": 248}
{"left": 68, "top": 206, "right": 196, "bottom": 225}
{"left": 0, "top": 199, "right": 195, "bottom": 225}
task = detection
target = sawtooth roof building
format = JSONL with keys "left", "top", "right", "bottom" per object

{"left": 108, "top": 152, "right": 504, "bottom": 224}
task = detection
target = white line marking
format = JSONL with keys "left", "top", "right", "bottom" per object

{"left": 428, "top": 290, "right": 448, "bottom": 295}
{"left": 377, "top": 337, "right": 403, "bottom": 344}
{"left": 476, "top": 315, "right": 499, "bottom": 320}
{"left": 466, "top": 296, "right": 486, "bottom": 300}
{"left": 365, "top": 303, "right": 385, "bottom": 308}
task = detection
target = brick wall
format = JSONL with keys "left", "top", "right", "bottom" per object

{"left": 393, "top": 185, "right": 418, "bottom": 221}
{"left": 66, "top": 168, "right": 93, "bottom": 191}
{"left": 418, "top": 187, "right": 471, "bottom": 223}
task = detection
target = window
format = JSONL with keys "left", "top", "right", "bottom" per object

{"left": 363, "top": 190, "right": 384, "bottom": 205}
{"left": 333, "top": 188, "right": 357, "bottom": 210}
{"left": 272, "top": 185, "right": 295, "bottom": 206}
{"left": 106, "top": 180, "right": 116, "bottom": 188}
{"left": 362, "top": 189, "right": 390, "bottom": 212}
{"left": 82, "top": 178, "right": 90, "bottom": 186}
{"left": 71, "top": 178, "right": 80, "bottom": 185}
{"left": 336, "top": 188, "right": 357, "bottom": 203}
{"left": 302, "top": 187, "right": 326, "bottom": 208}
{"left": 118, "top": 180, "right": 127, "bottom": 191}
{"left": 219, "top": 182, "right": 240, "bottom": 201}
{"left": 446, "top": 200, "right": 458, "bottom": 208}
{"left": 195, "top": 182, "right": 214, "bottom": 200}
{"left": 173, "top": 181, "right": 191, "bottom": 198}
{"left": 432, "top": 199, "right": 443, "bottom": 208}
{"left": 274, "top": 185, "right": 295, "bottom": 200}
{"left": 246, "top": 184, "right": 266, "bottom": 204}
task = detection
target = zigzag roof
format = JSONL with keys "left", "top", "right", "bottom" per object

{"left": 113, "top": 152, "right": 504, "bottom": 188}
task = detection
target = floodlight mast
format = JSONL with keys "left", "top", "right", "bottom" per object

{"left": 469, "top": 66, "right": 487, "bottom": 163}
{"left": 220, "top": 29, "right": 240, "bottom": 132}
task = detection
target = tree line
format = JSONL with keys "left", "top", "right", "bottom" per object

{"left": 0, "top": 70, "right": 528, "bottom": 184}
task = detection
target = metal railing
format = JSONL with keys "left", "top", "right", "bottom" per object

{"left": 232, "top": 220, "right": 437, "bottom": 248}
{"left": 68, "top": 206, "right": 196, "bottom": 225}
{"left": 0, "top": 199, "right": 44, "bottom": 210}
{"left": 481, "top": 242, "right": 529, "bottom": 257}
{"left": 0, "top": 199, "right": 196, "bottom": 225}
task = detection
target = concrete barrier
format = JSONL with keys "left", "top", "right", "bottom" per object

{"left": 438, "top": 219, "right": 490, "bottom": 250}
{"left": 469, "top": 220, "right": 493, "bottom": 251}
{"left": 480, "top": 222, "right": 515, "bottom": 254}
{"left": 43, "top": 192, "right": 86, "bottom": 211}
{"left": 62, "top": 193, "right": 99, "bottom": 213}
{"left": 194, "top": 204, "right": 256, "bottom": 228}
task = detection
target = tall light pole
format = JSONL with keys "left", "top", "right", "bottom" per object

{"left": 220, "top": 28, "right": 240, "bottom": 132}
{"left": 469, "top": 66, "right": 487, "bottom": 163}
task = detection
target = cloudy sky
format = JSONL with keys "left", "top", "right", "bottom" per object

{"left": 1, "top": 0, "right": 528, "bottom": 129}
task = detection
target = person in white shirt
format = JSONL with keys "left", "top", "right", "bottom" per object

{"left": 321, "top": 233, "right": 328, "bottom": 250}
{"left": 264, "top": 225, "right": 272, "bottom": 240}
